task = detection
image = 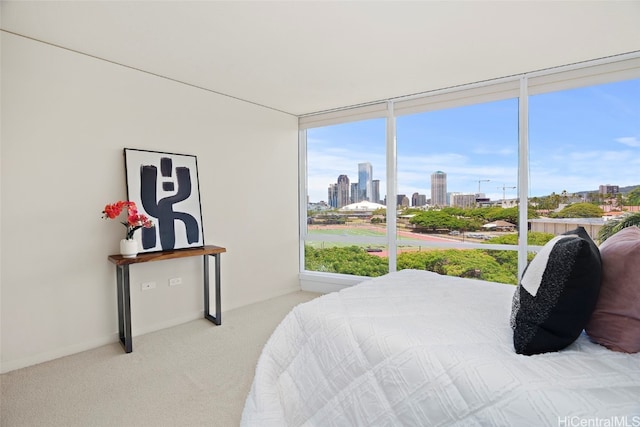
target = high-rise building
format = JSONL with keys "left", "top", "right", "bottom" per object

{"left": 412, "top": 192, "right": 427, "bottom": 207}
{"left": 452, "top": 193, "right": 477, "bottom": 209}
{"left": 599, "top": 184, "right": 619, "bottom": 195}
{"left": 327, "top": 183, "right": 338, "bottom": 208}
{"left": 358, "top": 162, "right": 373, "bottom": 202}
{"left": 372, "top": 179, "right": 380, "bottom": 204}
{"left": 351, "top": 183, "right": 360, "bottom": 203}
{"left": 336, "top": 174, "right": 350, "bottom": 208}
{"left": 431, "top": 171, "right": 447, "bottom": 207}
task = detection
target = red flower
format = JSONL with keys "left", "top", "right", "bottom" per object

{"left": 102, "top": 200, "right": 154, "bottom": 240}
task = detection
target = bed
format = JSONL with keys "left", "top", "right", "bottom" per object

{"left": 241, "top": 268, "right": 640, "bottom": 426}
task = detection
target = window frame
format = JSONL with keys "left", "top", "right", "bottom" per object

{"left": 299, "top": 52, "right": 640, "bottom": 287}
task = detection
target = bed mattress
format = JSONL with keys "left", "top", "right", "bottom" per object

{"left": 242, "top": 269, "right": 640, "bottom": 426}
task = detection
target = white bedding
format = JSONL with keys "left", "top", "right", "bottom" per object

{"left": 241, "top": 269, "right": 640, "bottom": 426}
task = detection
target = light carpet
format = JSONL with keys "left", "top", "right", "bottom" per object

{"left": 0, "top": 291, "right": 320, "bottom": 427}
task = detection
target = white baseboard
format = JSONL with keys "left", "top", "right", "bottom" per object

{"left": 0, "top": 334, "right": 117, "bottom": 374}
{"left": 299, "top": 271, "right": 366, "bottom": 293}
{"left": 0, "top": 311, "right": 204, "bottom": 374}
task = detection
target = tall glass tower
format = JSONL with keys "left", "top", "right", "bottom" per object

{"left": 350, "top": 183, "right": 359, "bottom": 203}
{"left": 431, "top": 171, "right": 447, "bottom": 207}
{"left": 372, "top": 179, "right": 380, "bottom": 205}
{"left": 327, "top": 183, "right": 338, "bottom": 208}
{"left": 336, "top": 174, "right": 350, "bottom": 208}
{"left": 358, "top": 162, "right": 373, "bottom": 202}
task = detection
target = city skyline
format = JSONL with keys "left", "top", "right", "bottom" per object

{"left": 325, "top": 165, "right": 509, "bottom": 208}
{"left": 307, "top": 78, "right": 640, "bottom": 204}
{"left": 326, "top": 163, "right": 382, "bottom": 208}
{"left": 322, "top": 165, "right": 636, "bottom": 208}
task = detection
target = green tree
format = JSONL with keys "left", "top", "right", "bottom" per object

{"left": 372, "top": 207, "right": 387, "bottom": 216}
{"left": 530, "top": 197, "right": 540, "bottom": 207}
{"left": 552, "top": 203, "right": 604, "bottom": 218}
{"left": 397, "top": 249, "right": 518, "bottom": 284}
{"left": 485, "top": 206, "right": 520, "bottom": 223}
{"left": 626, "top": 187, "right": 640, "bottom": 205}
{"left": 484, "top": 231, "right": 554, "bottom": 246}
{"left": 305, "top": 246, "right": 388, "bottom": 277}
{"left": 410, "top": 210, "right": 460, "bottom": 230}
{"left": 588, "top": 192, "right": 601, "bottom": 205}
{"left": 441, "top": 206, "right": 467, "bottom": 217}
{"left": 466, "top": 207, "right": 489, "bottom": 220}
{"left": 596, "top": 212, "right": 640, "bottom": 244}
{"left": 538, "top": 192, "right": 561, "bottom": 210}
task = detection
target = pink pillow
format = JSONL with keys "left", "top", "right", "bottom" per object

{"left": 586, "top": 226, "right": 640, "bottom": 353}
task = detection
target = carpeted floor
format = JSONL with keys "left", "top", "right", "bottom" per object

{"left": 0, "top": 290, "right": 321, "bottom": 427}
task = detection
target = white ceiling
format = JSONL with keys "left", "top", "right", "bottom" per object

{"left": 3, "top": 1, "right": 640, "bottom": 116}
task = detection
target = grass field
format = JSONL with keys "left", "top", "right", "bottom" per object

{"left": 308, "top": 228, "right": 386, "bottom": 237}
{"left": 306, "top": 227, "right": 386, "bottom": 249}
{"left": 307, "top": 225, "right": 460, "bottom": 243}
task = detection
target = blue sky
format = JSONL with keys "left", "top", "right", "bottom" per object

{"left": 307, "top": 78, "right": 640, "bottom": 204}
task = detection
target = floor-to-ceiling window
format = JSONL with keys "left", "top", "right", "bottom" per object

{"left": 302, "top": 117, "right": 389, "bottom": 277}
{"left": 529, "top": 79, "right": 640, "bottom": 241}
{"left": 394, "top": 97, "right": 520, "bottom": 284}
{"left": 299, "top": 55, "right": 640, "bottom": 285}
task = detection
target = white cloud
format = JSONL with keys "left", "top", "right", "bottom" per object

{"left": 307, "top": 136, "right": 640, "bottom": 203}
{"left": 616, "top": 136, "right": 640, "bottom": 148}
{"left": 472, "top": 146, "right": 516, "bottom": 156}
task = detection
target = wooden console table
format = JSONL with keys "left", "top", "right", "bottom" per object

{"left": 108, "top": 245, "right": 227, "bottom": 353}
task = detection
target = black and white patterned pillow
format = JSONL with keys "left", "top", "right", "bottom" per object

{"left": 511, "top": 227, "right": 602, "bottom": 355}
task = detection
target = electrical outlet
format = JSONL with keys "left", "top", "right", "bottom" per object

{"left": 169, "top": 277, "right": 182, "bottom": 287}
{"left": 141, "top": 282, "right": 156, "bottom": 291}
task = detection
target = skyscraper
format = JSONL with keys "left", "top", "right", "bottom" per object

{"left": 351, "top": 183, "right": 360, "bottom": 203}
{"left": 372, "top": 179, "right": 380, "bottom": 204}
{"left": 336, "top": 174, "right": 350, "bottom": 208}
{"left": 431, "top": 171, "right": 447, "bottom": 207}
{"left": 327, "top": 183, "right": 338, "bottom": 208}
{"left": 358, "top": 162, "right": 373, "bottom": 202}
{"left": 397, "top": 194, "right": 410, "bottom": 208}
{"left": 412, "top": 192, "right": 427, "bottom": 207}
{"left": 599, "top": 184, "right": 619, "bottom": 195}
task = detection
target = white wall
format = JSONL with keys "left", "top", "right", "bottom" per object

{"left": 0, "top": 32, "right": 300, "bottom": 373}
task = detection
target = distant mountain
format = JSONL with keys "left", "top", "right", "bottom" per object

{"left": 575, "top": 185, "right": 640, "bottom": 195}
{"left": 532, "top": 184, "right": 639, "bottom": 199}
{"left": 619, "top": 185, "right": 640, "bottom": 194}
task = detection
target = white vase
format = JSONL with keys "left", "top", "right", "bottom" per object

{"left": 120, "top": 238, "right": 139, "bottom": 258}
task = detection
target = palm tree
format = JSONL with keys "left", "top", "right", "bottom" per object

{"left": 597, "top": 212, "right": 640, "bottom": 244}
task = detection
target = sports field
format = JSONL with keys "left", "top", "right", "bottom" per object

{"left": 306, "top": 224, "right": 459, "bottom": 254}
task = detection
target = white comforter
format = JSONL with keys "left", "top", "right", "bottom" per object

{"left": 242, "top": 269, "right": 640, "bottom": 426}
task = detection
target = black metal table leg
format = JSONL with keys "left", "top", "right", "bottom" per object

{"left": 204, "top": 253, "right": 221, "bottom": 325}
{"left": 109, "top": 245, "right": 225, "bottom": 354}
{"left": 116, "top": 264, "right": 132, "bottom": 353}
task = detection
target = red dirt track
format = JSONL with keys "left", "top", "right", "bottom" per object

{"left": 308, "top": 224, "right": 465, "bottom": 257}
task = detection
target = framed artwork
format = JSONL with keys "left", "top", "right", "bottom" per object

{"left": 124, "top": 148, "right": 205, "bottom": 253}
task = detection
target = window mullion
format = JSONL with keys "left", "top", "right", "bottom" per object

{"left": 386, "top": 101, "right": 397, "bottom": 272}
{"left": 518, "top": 77, "right": 529, "bottom": 280}
{"left": 299, "top": 129, "right": 308, "bottom": 271}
